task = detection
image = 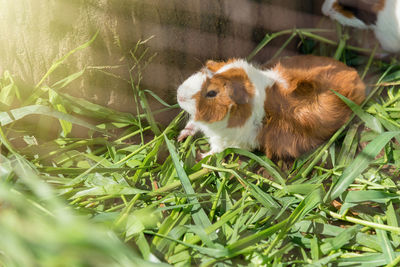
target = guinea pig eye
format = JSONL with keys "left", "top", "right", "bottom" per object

{"left": 206, "top": 90, "right": 218, "bottom": 98}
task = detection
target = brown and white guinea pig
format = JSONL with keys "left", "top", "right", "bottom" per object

{"left": 322, "top": 0, "right": 400, "bottom": 53}
{"left": 177, "top": 55, "right": 365, "bottom": 160}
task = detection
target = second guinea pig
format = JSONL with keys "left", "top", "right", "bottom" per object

{"left": 322, "top": 0, "right": 400, "bottom": 53}
{"left": 177, "top": 55, "right": 366, "bottom": 160}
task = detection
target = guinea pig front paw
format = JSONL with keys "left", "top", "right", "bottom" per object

{"left": 199, "top": 151, "right": 213, "bottom": 159}
{"left": 178, "top": 126, "right": 196, "bottom": 142}
{"left": 199, "top": 146, "right": 224, "bottom": 159}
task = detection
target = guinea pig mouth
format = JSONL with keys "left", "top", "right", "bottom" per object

{"left": 177, "top": 97, "right": 196, "bottom": 116}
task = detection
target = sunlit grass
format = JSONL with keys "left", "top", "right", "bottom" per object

{"left": 1, "top": 27, "right": 400, "bottom": 266}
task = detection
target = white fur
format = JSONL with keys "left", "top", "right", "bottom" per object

{"left": 262, "top": 68, "right": 288, "bottom": 90}
{"left": 373, "top": 0, "right": 400, "bottom": 52}
{"left": 177, "top": 71, "right": 205, "bottom": 116}
{"left": 177, "top": 60, "right": 283, "bottom": 156}
{"left": 322, "top": 0, "right": 400, "bottom": 52}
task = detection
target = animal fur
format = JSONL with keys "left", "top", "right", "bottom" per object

{"left": 177, "top": 55, "right": 365, "bottom": 159}
{"left": 322, "top": 0, "right": 400, "bottom": 53}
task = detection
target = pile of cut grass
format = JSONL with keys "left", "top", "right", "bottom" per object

{"left": 1, "top": 28, "right": 400, "bottom": 266}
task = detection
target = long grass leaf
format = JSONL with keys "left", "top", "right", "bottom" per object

{"left": 52, "top": 69, "right": 86, "bottom": 90}
{"left": 228, "top": 188, "right": 322, "bottom": 253}
{"left": 35, "top": 32, "right": 98, "bottom": 88}
{"left": 344, "top": 190, "right": 400, "bottom": 203}
{"left": 387, "top": 202, "right": 400, "bottom": 246}
{"left": 164, "top": 135, "right": 215, "bottom": 238}
{"left": 226, "top": 148, "right": 285, "bottom": 184}
{"left": 320, "top": 225, "right": 361, "bottom": 255}
{"left": 332, "top": 90, "right": 383, "bottom": 133}
{"left": 60, "top": 93, "right": 137, "bottom": 124}
{"left": 337, "top": 123, "right": 359, "bottom": 166}
{"left": 0, "top": 105, "right": 103, "bottom": 132}
{"left": 71, "top": 185, "right": 149, "bottom": 199}
{"left": 329, "top": 131, "right": 400, "bottom": 200}
{"left": 376, "top": 217, "right": 396, "bottom": 264}
{"left": 337, "top": 253, "right": 392, "bottom": 266}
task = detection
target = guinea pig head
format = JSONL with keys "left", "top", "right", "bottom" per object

{"left": 177, "top": 60, "right": 255, "bottom": 126}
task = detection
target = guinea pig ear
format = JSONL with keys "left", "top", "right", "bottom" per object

{"left": 226, "top": 80, "right": 253, "bottom": 128}
{"left": 206, "top": 60, "right": 226, "bottom": 73}
{"left": 228, "top": 80, "right": 250, "bottom": 105}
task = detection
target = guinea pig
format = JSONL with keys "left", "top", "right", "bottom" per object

{"left": 322, "top": 0, "right": 400, "bottom": 53}
{"left": 177, "top": 55, "right": 366, "bottom": 160}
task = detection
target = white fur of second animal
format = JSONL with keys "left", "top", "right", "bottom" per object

{"left": 322, "top": 0, "right": 400, "bottom": 53}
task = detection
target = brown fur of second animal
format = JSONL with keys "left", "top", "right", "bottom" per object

{"left": 259, "top": 55, "right": 366, "bottom": 160}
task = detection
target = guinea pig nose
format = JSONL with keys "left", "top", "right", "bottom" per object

{"left": 178, "top": 96, "right": 185, "bottom": 102}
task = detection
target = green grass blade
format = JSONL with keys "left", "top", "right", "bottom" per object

{"left": 71, "top": 185, "right": 149, "bottom": 199}
{"left": 337, "top": 253, "right": 396, "bottom": 266}
{"left": 35, "top": 32, "right": 98, "bottom": 88}
{"left": 344, "top": 190, "right": 400, "bottom": 204}
{"left": 228, "top": 188, "right": 322, "bottom": 254}
{"left": 0, "top": 105, "right": 103, "bottom": 132}
{"left": 376, "top": 216, "right": 396, "bottom": 264}
{"left": 320, "top": 225, "right": 361, "bottom": 255}
{"left": 60, "top": 93, "right": 137, "bottom": 124}
{"left": 242, "top": 179, "right": 281, "bottom": 210}
{"left": 310, "top": 235, "right": 320, "bottom": 261}
{"left": 164, "top": 135, "right": 215, "bottom": 238}
{"left": 307, "top": 252, "right": 342, "bottom": 267}
{"left": 329, "top": 131, "right": 400, "bottom": 200}
{"left": 386, "top": 255, "right": 400, "bottom": 267}
{"left": 143, "top": 89, "right": 177, "bottom": 108}
{"left": 227, "top": 219, "right": 287, "bottom": 253}
{"left": 139, "top": 90, "right": 160, "bottom": 135}
{"left": 337, "top": 123, "right": 359, "bottom": 166}
{"left": 333, "top": 29, "right": 347, "bottom": 60}
{"left": 145, "top": 231, "right": 228, "bottom": 258}
{"left": 51, "top": 69, "right": 86, "bottom": 90}
{"left": 387, "top": 202, "right": 400, "bottom": 246}
{"left": 0, "top": 73, "right": 18, "bottom": 107}
{"left": 332, "top": 90, "right": 383, "bottom": 133}
{"left": 226, "top": 148, "right": 285, "bottom": 184}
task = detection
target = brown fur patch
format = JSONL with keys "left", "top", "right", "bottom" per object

{"left": 194, "top": 67, "right": 254, "bottom": 128}
{"left": 259, "top": 55, "right": 365, "bottom": 160}
{"left": 333, "top": 1, "right": 354, "bottom": 18}
{"left": 228, "top": 103, "right": 253, "bottom": 128}
{"left": 373, "top": 0, "right": 386, "bottom": 12}
{"left": 193, "top": 78, "right": 230, "bottom": 123}
{"left": 335, "top": 0, "right": 386, "bottom": 25}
